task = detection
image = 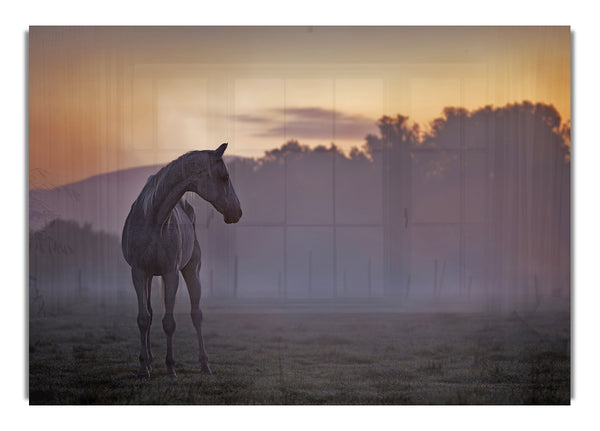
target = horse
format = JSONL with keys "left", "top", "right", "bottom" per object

{"left": 122, "top": 143, "right": 242, "bottom": 378}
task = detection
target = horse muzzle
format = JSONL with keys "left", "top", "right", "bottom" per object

{"left": 224, "top": 208, "right": 242, "bottom": 224}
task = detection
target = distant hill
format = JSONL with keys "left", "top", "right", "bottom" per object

{"left": 28, "top": 155, "right": 250, "bottom": 235}
{"left": 30, "top": 164, "right": 162, "bottom": 234}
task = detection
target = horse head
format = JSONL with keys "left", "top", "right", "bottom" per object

{"left": 188, "top": 143, "right": 242, "bottom": 224}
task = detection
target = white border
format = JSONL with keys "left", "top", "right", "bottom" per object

{"left": 4, "top": 1, "right": 599, "bottom": 430}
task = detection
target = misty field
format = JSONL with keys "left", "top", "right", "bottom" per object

{"left": 28, "top": 301, "right": 570, "bottom": 405}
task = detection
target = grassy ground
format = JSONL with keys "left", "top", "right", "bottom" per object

{"left": 28, "top": 303, "right": 570, "bottom": 404}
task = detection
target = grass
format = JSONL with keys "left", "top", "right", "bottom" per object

{"left": 28, "top": 303, "right": 570, "bottom": 405}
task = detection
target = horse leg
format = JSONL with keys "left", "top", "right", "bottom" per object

{"left": 145, "top": 276, "right": 153, "bottom": 371}
{"left": 162, "top": 271, "right": 179, "bottom": 378}
{"left": 181, "top": 242, "right": 211, "bottom": 374}
{"left": 132, "top": 267, "right": 152, "bottom": 378}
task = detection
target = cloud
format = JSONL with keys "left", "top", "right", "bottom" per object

{"left": 235, "top": 107, "right": 377, "bottom": 141}
{"left": 234, "top": 113, "right": 273, "bottom": 124}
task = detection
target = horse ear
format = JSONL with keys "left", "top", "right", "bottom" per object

{"left": 214, "top": 143, "right": 228, "bottom": 158}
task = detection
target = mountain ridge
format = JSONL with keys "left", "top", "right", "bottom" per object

{"left": 29, "top": 155, "right": 249, "bottom": 234}
{"left": 30, "top": 164, "right": 163, "bottom": 234}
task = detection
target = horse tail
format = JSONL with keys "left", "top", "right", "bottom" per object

{"left": 180, "top": 199, "right": 197, "bottom": 228}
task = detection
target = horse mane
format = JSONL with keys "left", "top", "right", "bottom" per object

{"left": 136, "top": 151, "right": 209, "bottom": 218}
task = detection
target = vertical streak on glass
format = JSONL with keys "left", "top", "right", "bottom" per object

{"left": 459, "top": 77, "right": 466, "bottom": 294}
{"left": 332, "top": 143, "right": 337, "bottom": 298}
{"left": 332, "top": 77, "right": 337, "bottom": 298}
{"left": 283, "top": 79, "right": 288, "bottom": 299}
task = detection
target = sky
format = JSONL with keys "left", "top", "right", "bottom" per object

{"left": 29, "top": 26, "right": 571, "bottom": 188}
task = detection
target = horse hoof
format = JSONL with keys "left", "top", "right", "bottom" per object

{"left": 201, "top": 364, "right": 212, "bottom": 375}
{"left": 137, "top": 370, "right": 150, "bottom": 379}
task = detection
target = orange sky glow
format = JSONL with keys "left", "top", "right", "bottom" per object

{"left": 29, "top": 26, "right": 571, "bottom": 188}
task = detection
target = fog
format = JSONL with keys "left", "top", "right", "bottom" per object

{"left": 29, "top": 102, "right": 570, "bottom": 316}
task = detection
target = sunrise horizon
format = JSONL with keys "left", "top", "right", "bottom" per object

{"left": 29, "top": 26, "right": 571, "bottom": 188}
{"left": 29, "top": 98, "right": 569, "bottom": 191}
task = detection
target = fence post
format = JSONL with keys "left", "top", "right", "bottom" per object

{"left": 278, "top": 271, "right": 282, "bottom": 298}
{"left": 439, "top": 260, "right": 446, "bottom": 297}
{"left": 233, "top": 255, "right": 238, "bottom": 298}
{"left": 468, "top": 274, "right": 472, "bottom": 299}
{"left": 433, "top": 259, "right": 438, "bottom": 299}
{"left": 368, "top": 257, "right": 372, "bottom": 297}
{"left": 78, "top": 267, "right": 83, "bottom": 298}
{"left": 308, "top": 250, "right": 312, "bottom": 297}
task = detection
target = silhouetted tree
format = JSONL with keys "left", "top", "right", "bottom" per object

{"left": 30, "top": 102, "right": 570, "bottom": 307}
{"left": 363, "top": 115, "right": 420, "bottom": 158}
{"left": 262, "top": 139, "right": 309, "bottom": 164}
{"left": 412, "top": 101, "right": 570, "bottom": 309}
{"left": 30, "top": 219, "right": 129, "bottom": 312}
{"left": 362, "top": 115, "right": 419, "bottom": 296}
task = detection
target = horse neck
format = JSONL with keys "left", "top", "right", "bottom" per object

{"left": 153, "top": 177, "right": 189, "bottom": 225}
{"left": 141, "top": 155, "right": 205, "bottom": 226}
